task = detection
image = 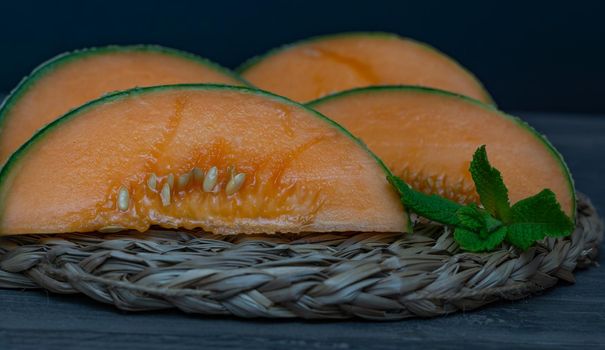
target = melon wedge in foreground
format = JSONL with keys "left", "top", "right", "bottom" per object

{"left": 309, "top": 86, "right": 575, "bottom": 217}
{"left": 0, "top": 45, "right": 247, "bottom": 164}
{"left": 0, "top": 85, "right": 408, "bottom": 235}
{"left": 239, "top": 32, "right": 492, "bottom": 104}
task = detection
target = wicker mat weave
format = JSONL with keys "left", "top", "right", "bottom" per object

{"left": 0, "top": 193, "right": 601, "bottom": 320}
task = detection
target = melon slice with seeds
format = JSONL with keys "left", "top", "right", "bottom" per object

{"left": 239, "top": 32, "right": 492, "bottom": 103}
{"left": 0, "top": 85, "right": 408, "bottom": 235}
{"left": 0, "top": 45, "right": 247, "bottom": 164}
{"left": 309, "top": 86, "right": 575, "bottom": 217}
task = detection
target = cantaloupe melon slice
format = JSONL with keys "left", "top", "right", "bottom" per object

{"left": 0, "top": 45, "right": 248, "bottom": 164}
{"left": 309, "top": 86, "right": 575, "bottom": 217}
{"left": 239, "top": 32, "right": 492, "bottom": 103}
{"left": 0, "top": 85, "right": 408, "bottom": 236}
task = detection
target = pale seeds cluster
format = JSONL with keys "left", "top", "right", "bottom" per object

{"left": 116, "top": 166, "right": 247, "bottom": 211}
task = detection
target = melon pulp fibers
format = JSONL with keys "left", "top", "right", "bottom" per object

{"left": 0, "top": 45, "right": 248, "bottom": 165}
{"left": 309, "top": 86, "right": 575, "bottom": 217}
{"left": 0, "top": 85, "right": 408, "bottom": 236}
{"left": 239, "top": 32, "right": 493, "bottom": 104}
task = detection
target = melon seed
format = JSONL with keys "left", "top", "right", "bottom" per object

{"left": 99, "top": 225, "right": 126, "bottom": 233}
{"left": 167, "top": 173, "right": 175, "bottom": 188}
{"left": 203, "top": 166, "right": 218, "bottom": 192}
{"left": 192, "top": 167, "right": 204, "bottom": 182}
{"left": 147, "top": 173, "right": 157, "bottom": 191}
{"left": 178, "top": 172, "right": 191, "bottom": 189}
{"left": 225, "top": 173, "right": 246, "bottom": 195}
{"left": 160, "top": 182, "right": 171, "bottom": 206}
{"left": 118, "top": 186, "right": 129, "bottom": 211}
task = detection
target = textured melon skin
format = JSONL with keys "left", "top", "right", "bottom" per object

{"left": 238, "top": 32, "right": 494, "bottom": 104}
{"left": 308, "top": 85, "right": 576, "bottom": 219}
{"left": 0, "top": 45, "right": 249, "bottom": 164}
{"left": 0, "top": 84, "right": 411, "bottom": 235}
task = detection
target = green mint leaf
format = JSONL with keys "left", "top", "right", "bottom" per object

{"left": 469, "top": 145, "right": 512, "bottom": 223}
{"left": 505, "top": 224, "right": 549, "bottom": 250}
{"left": 454, "top": 226, "right": 507, "bottom": 252}
{"left": 456, "top": 204, "right": 485, "bottom": 231}
{"left": 510, "top": 189, "right": 574, "bottom": 234}
{"left": 388, "top": 175, "right": 462, "bottom": 226}
{"left": 456, "top": 203, "right": 503, "bottom": 236}
{"left": 506, "top": 189, "right": 575, "bottom": 249}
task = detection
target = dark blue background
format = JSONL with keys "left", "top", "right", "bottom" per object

{"left": 1, "top": 0, "right": 604, "bottom": 113}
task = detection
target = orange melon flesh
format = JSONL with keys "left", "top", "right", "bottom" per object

{"left": 310, "top": 87, "right": 575, "bottom": 217}
{"left": 0, "top": 85, "right": 407, "bottom": 235}
{"left": 0, "top": 46, "right": 246, "bottom": 165}
{"left": 240, "top": 33, "right": 492, "bottom": 103}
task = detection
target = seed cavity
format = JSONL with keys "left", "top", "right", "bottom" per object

{"left": 117, "top": 186, "right": 129, "bottom": 211}
{"left": 226, "top": 173, "right": 246, "bottom": 195}
{"left": 178, "top": 172, "right": 191, "bottom": 189}
{"left": 203, "top": 166, "right": 218, "bottom": 192}
{"left": 227, "top": 165, "right": 235, "bottom": 178}
{"left": 147, "top": 173, "right": 157, "bottom": 191}
{"left": 192, "top": 167, "right": 204, "bottom": 183}
{"left": 160, "top": 182, "right": 171, "bottom": 206}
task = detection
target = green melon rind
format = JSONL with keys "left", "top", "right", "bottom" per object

{"left": 308, "top": 85, "right": 576, "bottom": 221}
{"left": 236, "top": 31, "right": 495, "bottom": 105}
{"left": 0, "top": 84, "right": 412, "bottom": 232}
{"left": 0, "top": 45, "right": 250, "bottom": 135}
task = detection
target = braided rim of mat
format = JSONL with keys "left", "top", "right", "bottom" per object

{"left": 0, "top": 193, "right": 601, "bottom": 320}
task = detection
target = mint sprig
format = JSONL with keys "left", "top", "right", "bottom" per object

{"left": 454, "top": 226, "right": 508, "bottom": 252}
{"left": 506, "top": 189, "right": 575, "bottom": 250}
{"left": 469, "top": 146, "right": 512, "bottom": 223}
{"left": 389, "top": 145, "right": 574, "bottom": 252}
{"left": 389, "top": 175, "right": 461, "bottom": 226}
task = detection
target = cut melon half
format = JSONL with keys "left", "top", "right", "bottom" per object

{"left": 309, "top": 86, "right": 575, "bottom": 217}
{"left": 0, "top": 85, "right": 408, "bottom": 236}
{"left": 0, "top": 45, "right": 248, "bottom": 164}
{"left": 239, "top": 32, "right": 492, "bottom": 104}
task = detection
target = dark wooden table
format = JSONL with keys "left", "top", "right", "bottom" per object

{"left": 0, "top": 112, "right": 603, "bottom": 350}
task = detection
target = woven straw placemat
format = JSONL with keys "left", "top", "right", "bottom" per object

{"left": 0, "top": 193, "right": 601, "bottom": 320}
